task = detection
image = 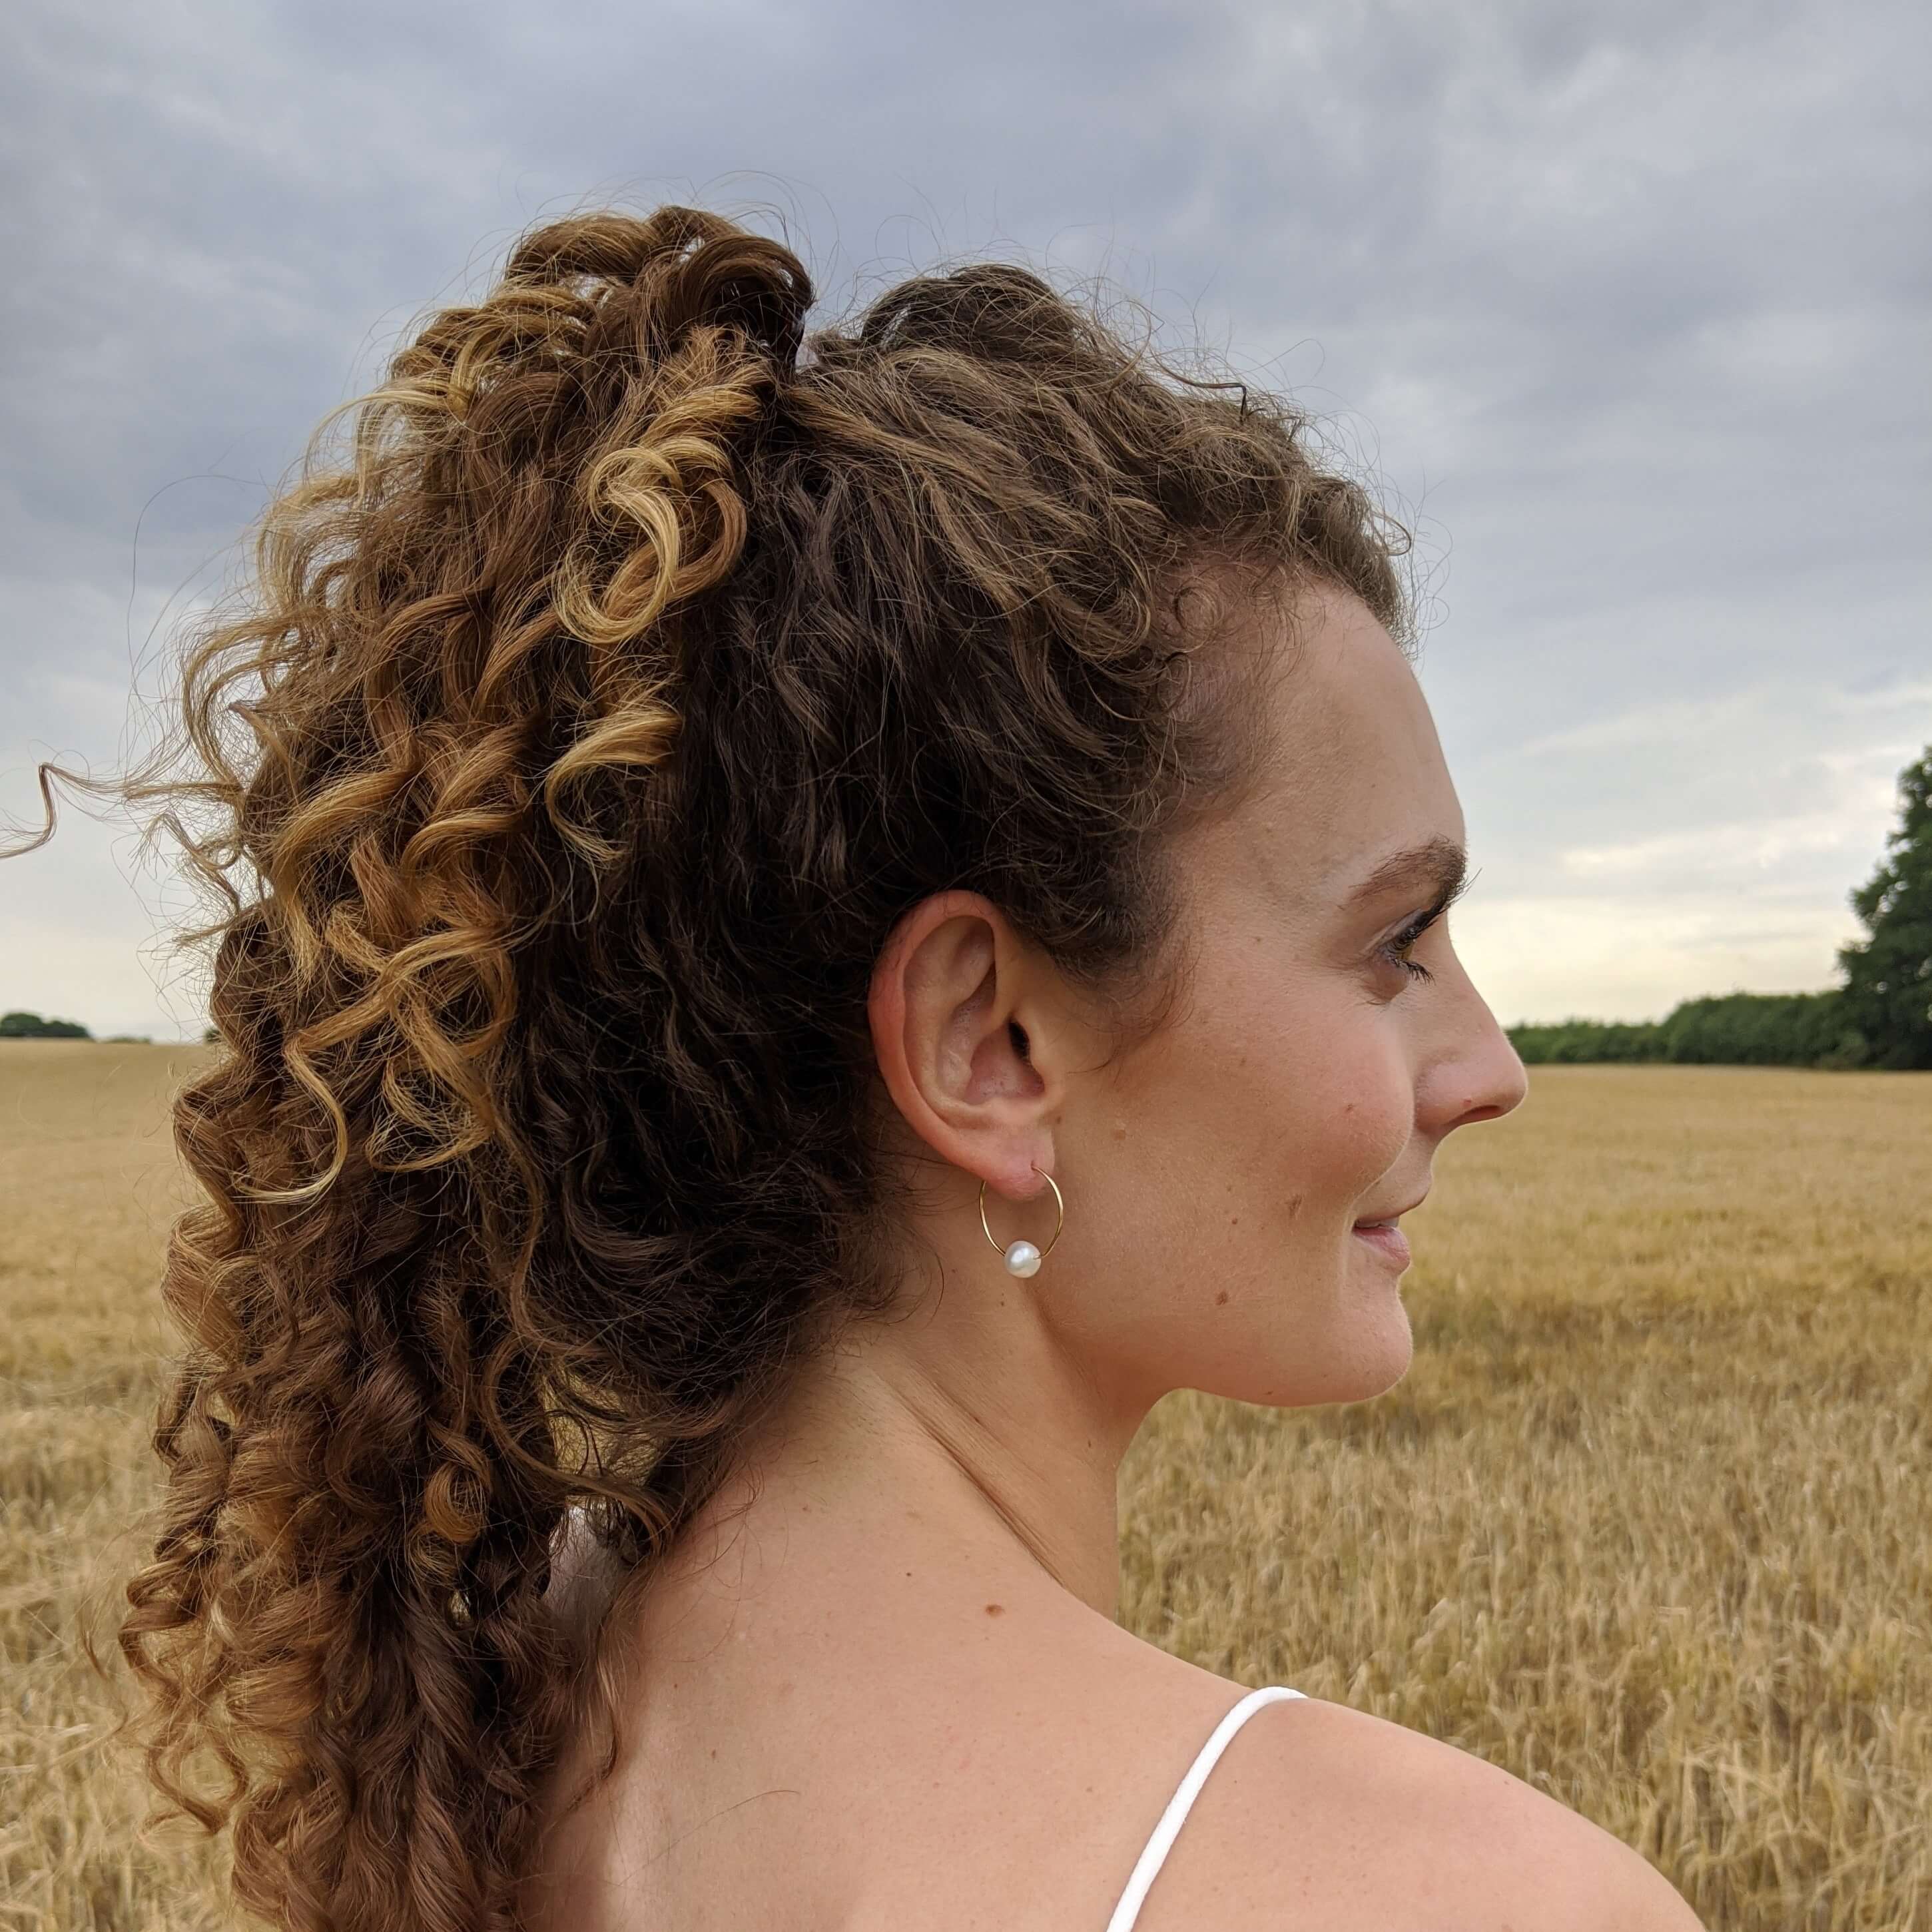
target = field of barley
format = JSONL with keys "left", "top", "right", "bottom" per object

{"left": 2, "top": 1040, "right": 1927, "bottom": 1930}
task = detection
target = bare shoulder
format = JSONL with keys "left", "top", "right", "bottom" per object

{"left": 1139, "top": 1690, "right": 1703, "bottom": 1931}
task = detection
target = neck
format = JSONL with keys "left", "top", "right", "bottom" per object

{"left": 663, "top": 1278, "right": 1147, "bottom": 1638}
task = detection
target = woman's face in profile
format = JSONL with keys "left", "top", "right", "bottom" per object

{"left": 1060, "top": 583, "right": 1528, "bottom": 1414}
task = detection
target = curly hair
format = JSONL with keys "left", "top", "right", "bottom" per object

{"left": 8, "top": 202, "right": 1409, "bottom": 1931}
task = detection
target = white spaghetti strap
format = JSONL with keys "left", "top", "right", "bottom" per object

{"left": 1104, "top": 1684, "right": 1306, "bottom": 1932}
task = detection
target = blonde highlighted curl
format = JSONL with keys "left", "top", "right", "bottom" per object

{"left": 6, "top": 203, "right": 1411, "bottom": 1931}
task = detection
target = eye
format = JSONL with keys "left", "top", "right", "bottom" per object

{"left": 1378, "top": 903, "right": 1447, "bottom": 985}
{"left": 1370, "top": 868, "right": 1474, "bottom": 990}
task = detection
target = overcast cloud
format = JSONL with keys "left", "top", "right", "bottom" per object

{"left": 3, "top": 0, "right": 1927, "bottom": 1040}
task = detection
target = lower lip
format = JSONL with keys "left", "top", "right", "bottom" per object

{"left": 1351, "top": 1223, "right": 1411, "bottom": 1268}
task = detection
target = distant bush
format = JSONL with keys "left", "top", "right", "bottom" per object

{"left": 0, "top": 1011, "right": 93, "bottom": 1040}
{"left": 1508, "top": 990, "right": 1869, "bottom": 1070}
{"left": 1507, "top": 1016, "right": 1671, "bottom": 1065}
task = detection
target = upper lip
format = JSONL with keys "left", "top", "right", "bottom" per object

{"left": 1355, "top": 1192, "right": 1429, "bottom": 1225}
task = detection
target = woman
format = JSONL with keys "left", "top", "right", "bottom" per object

{"left": 43, "top": 204, "right": 1702, "bottom": 1929}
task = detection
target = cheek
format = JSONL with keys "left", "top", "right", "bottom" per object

{"left": 1283, "top": 1003, "right": 1415, "bottom": 1215}
{"left": 1108, "top": 961, "right": 1413, "bottom": 1255}
{"left": 1076, "top": 936, "right": 1419, "bottom": 1409}
{"left": 1211, "top": 937, "right": 1409, "bottom": 1173}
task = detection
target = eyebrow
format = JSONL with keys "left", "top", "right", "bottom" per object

{"left": 1343, "top": 836, "right": 1470, "bottom": 908}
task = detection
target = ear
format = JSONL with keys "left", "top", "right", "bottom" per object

{"left": 866, "top": 890, "right": 1062, "bottom": 1201}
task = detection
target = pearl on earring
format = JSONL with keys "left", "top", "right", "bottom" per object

{"left": 978, "top": 1167, "right": 1065, "bottom": 1277}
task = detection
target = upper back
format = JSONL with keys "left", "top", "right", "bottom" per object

{"left": 521, "top": 1598, "right": 1694, "bottom": 1932}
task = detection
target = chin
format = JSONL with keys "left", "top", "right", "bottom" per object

{"left": 1324, "top": 1300, "right": 1415, "bottom": 1407}
{"left": 1215, "top": 1308, "right": 1413, "bottom": 1412}
{"left": 1365, "top": 1325, "right": 1415, "bottom": 1400}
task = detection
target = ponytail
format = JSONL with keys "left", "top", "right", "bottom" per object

{"left": 113, "top": 206, "right": 820, "bottom": 1932}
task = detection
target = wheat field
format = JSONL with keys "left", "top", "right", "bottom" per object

{"left": 2, "top": 1041, "right": 1927, "bottom": 1929}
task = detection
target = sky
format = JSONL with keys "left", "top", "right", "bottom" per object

{"left": 3, "top": 0, "right": 1927, "bottom": 1042}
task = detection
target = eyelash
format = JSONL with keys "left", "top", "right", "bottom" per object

{"left": 1381, "top": 911, "right": 1440, "bottom": 982}
{"left": 1380, "top": 888, "right": 1464, "bottom": 985}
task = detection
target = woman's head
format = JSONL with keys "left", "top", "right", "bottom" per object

{"left": 32, "top": 202, "right": 1515, "bottom": 1931}
{"left": 856, "top": 578, "right": 1525, "bottom": 1452}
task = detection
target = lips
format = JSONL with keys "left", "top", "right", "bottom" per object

{"left": 1351, "top": 1221, "right": 1413, "bottom": 1267}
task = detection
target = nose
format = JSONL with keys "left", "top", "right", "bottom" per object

{"left": 1455, "top": 1033, "right": 1529, "bottom": 1127}
{"left": 1429, "top": 982, "right": 1530, "bottom": 1132}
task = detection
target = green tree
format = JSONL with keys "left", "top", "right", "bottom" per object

{"left": 1835, "top": 744, "right": 1932, "bottom": 1070}
{"left": 0, "top": 1010, "right": 92, "bottom": 1039}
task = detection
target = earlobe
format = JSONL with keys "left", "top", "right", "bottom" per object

{"left": 867, "top": 890, "right": 1058, "bottom": 1195}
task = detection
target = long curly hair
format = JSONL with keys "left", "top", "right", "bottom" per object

{"left": 8, "top": 202, "right": 1409, "bottom": 1931}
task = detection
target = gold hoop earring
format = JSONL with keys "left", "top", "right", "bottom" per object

{"left": 978, "top": 1165, "right": 1065, "bottom": 1278}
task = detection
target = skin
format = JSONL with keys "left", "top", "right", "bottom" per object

{"left": 527, "top": 583, "right": 1698, "bottom": 1928}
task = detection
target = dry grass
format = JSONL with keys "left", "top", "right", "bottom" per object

{"left": 3, "top": 1042, "right": 1927, "bottom": 1930}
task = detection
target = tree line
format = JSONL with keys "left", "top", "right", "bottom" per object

{"left": 1510, "top": 743, "right": 1930, "bottom": 1071}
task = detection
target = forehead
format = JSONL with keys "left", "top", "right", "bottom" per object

{"left": 1244, "top": 583, "right": 1462, "bottom": 895}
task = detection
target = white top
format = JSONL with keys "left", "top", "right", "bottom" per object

{"left": 1104, "top": 1685, "right": 1307, "bottom": 1932}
